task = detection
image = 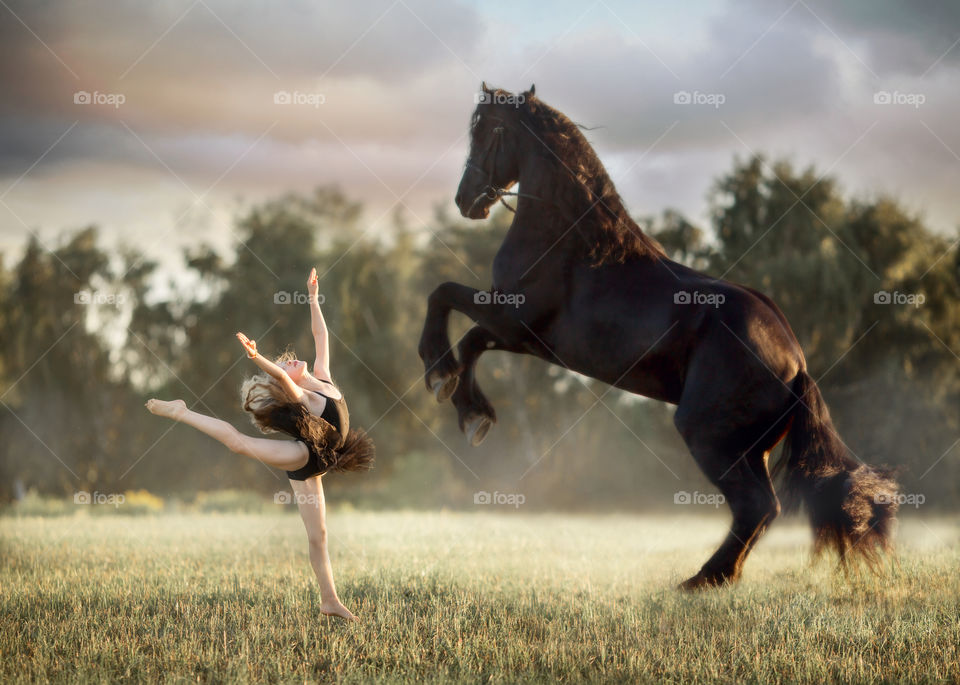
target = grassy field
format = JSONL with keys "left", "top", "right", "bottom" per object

{"left": 2, "top": 510, "right": 959, "bottom": 683}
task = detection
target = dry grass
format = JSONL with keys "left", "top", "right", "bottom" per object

{"left": 2, "top": 511, "right": 958, "bottom": 683}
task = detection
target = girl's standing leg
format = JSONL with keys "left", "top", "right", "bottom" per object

{"left": 289, "top": 476, "right": 358, "bottom": 621}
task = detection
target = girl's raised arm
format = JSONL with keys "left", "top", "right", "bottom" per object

{"left": 307, "top": 268, "right": 332, "bottom": 381}
{"left": 236, "top": 332, "right": 304, "bottom": 402}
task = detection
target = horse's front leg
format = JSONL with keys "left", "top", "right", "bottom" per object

{"left": 418, "top": 281, "right": 531, "bottom": 403}
{"left": 450, "top": 325, "right": 528, "bottom": 446}
{"left": 417, "top": 283, "right": 466, "bottom": 402}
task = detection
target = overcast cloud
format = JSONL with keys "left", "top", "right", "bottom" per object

{"left": 1, "top": 0, "right": 957, "bottom": 261}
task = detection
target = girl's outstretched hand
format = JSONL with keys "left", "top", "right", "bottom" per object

{"left": 307, "top": 267, "right": 319, "bottom": 302}
{"left": 236, "top": 332, "right": 257, "bottom": 358}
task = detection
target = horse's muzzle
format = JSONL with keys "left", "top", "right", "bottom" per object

{"left": 456, "top": 188, "right": 492, "bottom": 219}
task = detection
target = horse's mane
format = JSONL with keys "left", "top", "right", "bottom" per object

{"left": 515, "top": 93, "right": 665, "bottom": 265}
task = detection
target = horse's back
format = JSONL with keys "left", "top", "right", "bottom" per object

{"left": 521, "top": 255, "right": 804, "bottom": 408}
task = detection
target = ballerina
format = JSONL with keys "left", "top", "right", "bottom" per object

{"left": 146, "top": 267, "right": 374, "bottom": 621}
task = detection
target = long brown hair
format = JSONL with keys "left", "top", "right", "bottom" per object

{"left": 240, "top": 351, "right": 374, "bottom": 472}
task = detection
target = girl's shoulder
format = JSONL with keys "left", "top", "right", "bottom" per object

{"left": 310, "top": 377, "right": 343, "bottom": 401}
{"left": 297, "top": 391, "right": 325, "bottom": 417}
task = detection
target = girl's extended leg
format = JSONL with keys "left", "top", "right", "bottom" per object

{"left": 289, "top": 476, "right": 358, "bottom": 621}
{"left": 145, "top": 399, "right": 309, "bottom": 470}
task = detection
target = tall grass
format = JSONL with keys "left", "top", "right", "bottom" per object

{"left": 2, "top": 511, "right": 958, "bottom": 683}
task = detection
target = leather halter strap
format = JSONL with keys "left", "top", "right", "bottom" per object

{"left": 464, "top": 118, "right": 545, "bottom": 214}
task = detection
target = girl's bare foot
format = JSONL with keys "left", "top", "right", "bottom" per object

{"left": 145, "top": 398, "right": 187, "bottom": 421}
{"left": 320, "top": 601, "right": 359, "bottom": 622}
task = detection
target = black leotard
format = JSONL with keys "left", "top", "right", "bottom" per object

{"left": 285, "top": 390, "right": 349, "bottom": 481}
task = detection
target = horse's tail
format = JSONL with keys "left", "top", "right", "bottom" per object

{"left": 331, "top": 428, "right": 375, "bottom": 473}
{"left": 774, "top": 369, "right": 898, "bottom": 566}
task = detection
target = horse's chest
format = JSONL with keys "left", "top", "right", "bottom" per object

{"left": 491, "top": 247, "right": 523, "bottom": 290}
{"left": 491, "top": 239, "right": 559, "bottom": 292}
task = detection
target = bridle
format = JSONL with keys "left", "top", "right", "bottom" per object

{"left": 464, "top": 117, "right": 544, "bottom": 214}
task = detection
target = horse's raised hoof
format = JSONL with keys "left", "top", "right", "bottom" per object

{"left": 427, "top": 372, "right": 459, "bottom": 403}
{"left": 678, "top": 569, "right": 735, "bottom": 592}
{"left": 464, "top": 414, "right": 493, "bottom": 446}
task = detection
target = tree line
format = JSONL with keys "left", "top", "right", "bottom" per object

{"left": 2, "top": 156, "right": 957, "bottom": 510}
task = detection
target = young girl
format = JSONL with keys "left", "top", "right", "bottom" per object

{"left": 145, "top": 268, "right": 374, "bottom": 621}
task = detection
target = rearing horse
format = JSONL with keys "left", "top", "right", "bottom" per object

{"left": 418, "top": 83, "right": 898, "bottom": 589}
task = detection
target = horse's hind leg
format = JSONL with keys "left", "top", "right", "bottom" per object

{"left": 676, "top": 435, "right": 780, "bottom": 589}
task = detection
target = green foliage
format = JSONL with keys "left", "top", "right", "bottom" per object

{"left": 4, "top": 490, "right": 74, "bottom": 517}
{"left": 115, "top": 489, "right": 166, "bottom": 515}
{"left": 192, "top": 489, "right": 273, "bottom": 514}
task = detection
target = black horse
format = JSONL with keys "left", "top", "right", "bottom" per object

{"left": 418, "top": 83, "right": 898, "bottom": 589}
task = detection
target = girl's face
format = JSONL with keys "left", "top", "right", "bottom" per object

{"left": 280, "top": 359, "right": 307, "bottom": 381}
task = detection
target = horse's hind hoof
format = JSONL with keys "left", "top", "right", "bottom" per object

{"left": 678, "top": 574, "right": 712, "bottom": 592}
{"left": 678, "top": 569, "right": 736, "bottom": 592}
{"left": 464, "top": 414, "right": 493, "bottom": 446}
{"left": 428, "top": 372, "right": 459, "bottom": 403}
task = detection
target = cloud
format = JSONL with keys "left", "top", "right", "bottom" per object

{"left": 0, "top": 0, "right": 957, "bottom": 258}
{"left": 772, "top": 0, "right": 960, "bottom": 75}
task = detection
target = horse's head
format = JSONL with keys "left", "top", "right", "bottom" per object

{"left": 455, "top": 82, "right": 535, "bottom": 219}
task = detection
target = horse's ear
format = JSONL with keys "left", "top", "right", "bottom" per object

{"left": 528, "top": 83, "right": 536, "bottom": 96}
{"left": 481, "top": 81, "right": 492, "bottom": 93}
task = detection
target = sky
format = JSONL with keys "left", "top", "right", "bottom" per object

{"left": 1, "top": 0, "right": 959, "bottom": 265}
